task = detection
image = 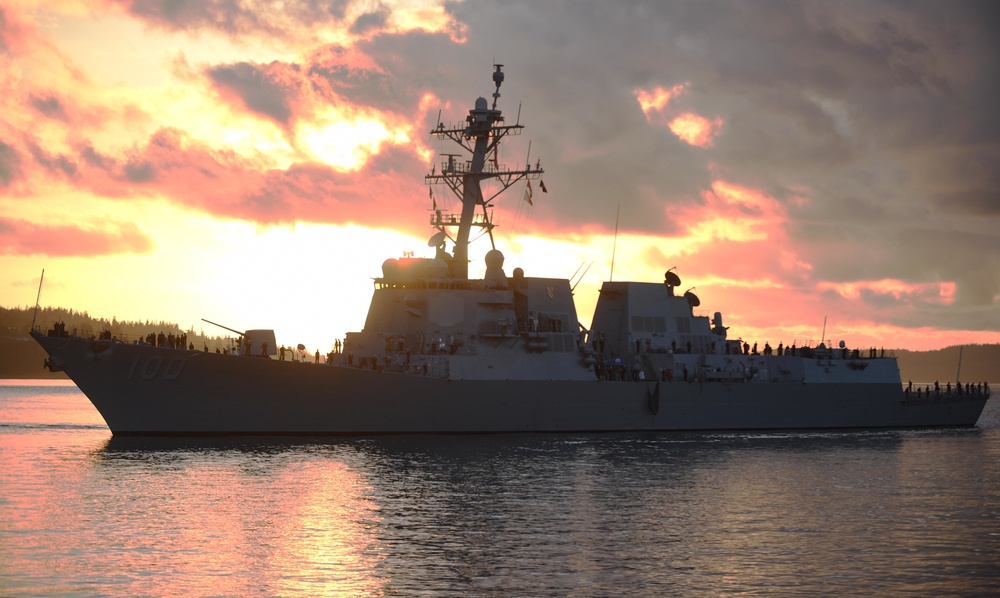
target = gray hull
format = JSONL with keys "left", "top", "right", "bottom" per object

{"left": 33, "top": 332, "right": 988, "bottom": 435}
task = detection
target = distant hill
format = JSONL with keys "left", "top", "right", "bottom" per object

{"left": 0, "top": 336, "right": 67, "bottom": 379}
{"left": 1, "top": 305, "right": 997, "bottom": 382}
{"left": 893, "top": 345, "right": 999, "bottom": 385}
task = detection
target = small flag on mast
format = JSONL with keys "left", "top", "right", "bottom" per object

{"left": 540, "top": 180, "right": 548, "bottom": 193}
{"left": 525, "top": 180, "right": 533, "bottom": 206}
{"left": 430, "top": 186, "right": 436, "bottom": 210}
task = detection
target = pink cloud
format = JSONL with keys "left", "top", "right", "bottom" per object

{"left": 0, "top": 217, "right": 154, "bottom": 257}
{"left": 0, "top": 5, "right": 33, "bottom": 56}
{"left": 817, "top": 279, "right": 956, "bottom": 305}
{"left": 61, "top": 127, "right": 431, "bottom": 232}
{"left": 649, "top": 178, "right": 971, "bottom": 351}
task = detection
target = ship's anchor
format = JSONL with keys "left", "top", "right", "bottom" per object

{"left": 91, "top": 340, "right": 112, "bottom": 356}
{"left": 647, "top": 380, "right": 660, "bottom": 415}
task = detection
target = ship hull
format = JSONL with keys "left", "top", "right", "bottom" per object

{"left": 32, "top": 332, "right": 988, "bottom": 435}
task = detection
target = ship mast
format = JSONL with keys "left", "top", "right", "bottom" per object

{"left": 425, "top": 64, "right": 543, "bottom": 279}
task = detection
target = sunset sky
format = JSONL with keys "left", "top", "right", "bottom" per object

{"left": 2, "top": 0, "right": 998, "bottom": 353}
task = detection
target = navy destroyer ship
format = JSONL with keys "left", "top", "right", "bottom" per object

{"left": 31, "top": 66, "right": 989, "bottom": 435}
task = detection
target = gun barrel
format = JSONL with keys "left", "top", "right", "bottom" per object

{"left": 201, "top": 318, "right": 245, "bottom": 337}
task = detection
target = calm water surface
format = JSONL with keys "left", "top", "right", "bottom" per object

{"left": 2, "top": 380, "right": 999, "bottom": 596}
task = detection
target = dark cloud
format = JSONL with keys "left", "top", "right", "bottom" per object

{"left": 80, "top": 144, "right": 113, "bottom": 171}
{"left": 933, "top": 190, "right": 1000, "bottom": 216}
{"left": 123, "top": 160, "right": 155, "bottom": 182}
{"left": 305, "top": 46, "right": 408, "bottom": 110}
{"left": 205, "top": 46, "right": 421, "bottom": 124}
{"left": 29, "top": 95, "right": 67, "bottom": 119}
{"left": 429, "top": 1, "right": 993, "bottom": 216}
{"left": 206, "top": 61, "right": 298, "bottom": 123}
{"left": 340, "top": 0, "right": 997, "bottom": 334}
{"left": 123, "top": 0, "right": 351, "bottom": 37}
{"left": 0, "top": 139, "right": 22, "bottom": 186}
{"left": 351, "top": 8, "right": 389, "bottom": 36}
{"left": 27, "top": 143, "right": 77, "bottom": 178}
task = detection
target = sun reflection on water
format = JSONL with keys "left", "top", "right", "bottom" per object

{"left": 66, "top": 441, "right": 388, "bottom": 596}
{"left": 268, "top": 460, "right": 386, "bottom": 596}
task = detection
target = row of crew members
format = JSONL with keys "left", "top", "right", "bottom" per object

{"left": 594, "top": 333, "right": 890, "bottom": 360}
{"left": 97, "top": 330, "right": 336, "bottom": 361}
{"left": 98, "top": 329, "right": 193, "bottom": 350}
{"left": 906, "top": 380, "right": 990, "bottom": 397}
{"left": 731, "top": 342, "right": 887, "bottom": 359}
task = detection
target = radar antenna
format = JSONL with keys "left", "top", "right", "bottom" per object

{"left": 424, "top": 65, "right": 543, "bottom": 279}
{"left": 491, "top": 63, "right": 504, "bottom": 109}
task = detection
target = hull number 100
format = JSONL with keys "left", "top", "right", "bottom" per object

{"left": 126, "top": 355, "right": 187, "bottom": 380}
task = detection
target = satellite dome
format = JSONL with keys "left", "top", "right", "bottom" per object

{"left": 382, "top": 258, "right": 400, "bottom": 279}
{"left": 475, "top": 97, "right": 488, "bottom": 110}
{"left": 485, "top": 249, "right": 505, "bottom": 269}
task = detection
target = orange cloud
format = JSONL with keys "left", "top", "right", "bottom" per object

{"left": 111, "top": 0, "right": 466, "bottom": 50}
{"left": 199, "top": 52, "right": 424, "bottom": 173}
{"left": 378, "top": 3, "right": 468, "bottom": 43}
{"left": 668, "top": 112, "right": 723, "bottom": 148}
{"left": 0, "top": 217, "right": 154, "bottom": 256}
{"left": 710, "top": 180, "right": 783, "bottom": 214}
{"left": 0, "top": 13, "right": 435, "bottom": 229}
{"left": 634, "top": 84, "right": 724, "bottom": 147}
{"left": 634, "top": 83, "right": 687, "bottom": 120}
{"left": 669, "top": 179, "right": 788, "bottom": 245}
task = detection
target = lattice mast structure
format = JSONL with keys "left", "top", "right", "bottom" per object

{"left": 425, "top": 64, "right": 543, "bottom": 279}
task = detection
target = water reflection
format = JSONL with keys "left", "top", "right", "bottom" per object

{"left": 91, "top": 432, "right": 943, "bottom": 594}
{"left": 87, "top": 438, "right": 387, "bottom": 596}
{"left": 4, "top": 383, "right": 997, "bottom": 596}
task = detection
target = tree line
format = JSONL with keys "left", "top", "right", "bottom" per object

{"left": 0, "top": 305, "right": 235, "bottom": 352}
